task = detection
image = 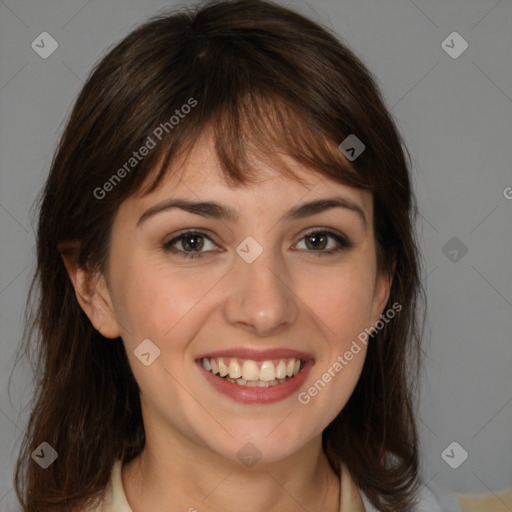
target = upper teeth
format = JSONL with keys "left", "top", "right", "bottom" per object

{"left": 201, "top": 357, "right": 303, "bottom": 381}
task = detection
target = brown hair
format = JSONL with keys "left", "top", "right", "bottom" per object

{"left": 11, "top": 0, "right": 426, "bottom": 510}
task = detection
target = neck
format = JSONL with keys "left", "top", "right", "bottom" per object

{"left": 122, "top": 430, "right": 340, "bottom": 512}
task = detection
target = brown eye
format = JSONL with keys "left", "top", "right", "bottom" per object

{"left": 163, "top": 230, "right": 216, "bottom": 259}
{"left": 305, "top": 232, "right": 328, "bottom": 250}
{"left": 179, "top": 234, "right": 205, "bottom": 251}
{"left": 295, "top": 229, "right": 352, "bottom": 256}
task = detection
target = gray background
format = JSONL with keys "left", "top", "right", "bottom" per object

{"left": 1, "top": 0, "right": 511, "bottom": 509}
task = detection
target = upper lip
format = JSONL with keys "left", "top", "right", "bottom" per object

{"left": 196, "top": 348, "right": 314, "bottom": 361}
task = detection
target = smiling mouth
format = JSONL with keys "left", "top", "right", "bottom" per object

{"left": 199, "top": 357, "right": 306, "bottom": 387}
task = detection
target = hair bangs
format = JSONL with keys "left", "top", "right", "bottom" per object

{"left": 137, "top": 90, "right": 373, "bottom": 198}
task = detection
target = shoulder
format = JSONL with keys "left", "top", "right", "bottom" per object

{"left": 79, "top": 460, "right": 129, "bottom": 512}
{"left": 412, "top": 483, "right": 463, "bottom": 512}
{"left": 358, "top": 482, "right": 465, "bottom": 512}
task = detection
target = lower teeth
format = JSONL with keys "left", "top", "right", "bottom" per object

{"left": 223, "top": 375, "right": 291, "bottom": 387}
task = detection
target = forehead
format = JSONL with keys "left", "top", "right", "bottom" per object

{"left": 110, "top": 129, "right": 375, "bottom": 240}
{"left": 137, "top": 130, "right": 372, "bottom": 213}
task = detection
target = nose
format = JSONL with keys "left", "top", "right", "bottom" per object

{"left": 223, "top": 246, "right": 299, "bottom": 337}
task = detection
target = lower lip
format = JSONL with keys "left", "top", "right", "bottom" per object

{"left": 197, "top": 359, "right": 314, "bottom": 404}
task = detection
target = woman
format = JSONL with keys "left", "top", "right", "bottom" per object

{"left": 12, "top": 0, "right": 466, "bottom": 510}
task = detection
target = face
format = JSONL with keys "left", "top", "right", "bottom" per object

{"left": 80, "top": 133, "right": 391, "bottom": 466}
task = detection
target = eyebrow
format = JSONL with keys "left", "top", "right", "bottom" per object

{"left": 137, "top": 196, "right": 366, "bottom": 228}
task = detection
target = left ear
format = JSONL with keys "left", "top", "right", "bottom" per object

{"left": 369, "top": 261, "right": 396, "bottom": 327}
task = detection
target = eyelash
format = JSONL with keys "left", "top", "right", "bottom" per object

{"left": 162, "top": 228, "right": 353, "bottom": 259}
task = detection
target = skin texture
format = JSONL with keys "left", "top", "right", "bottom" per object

{"left": 62, "top": 132, "right": 392, "bottom": 512}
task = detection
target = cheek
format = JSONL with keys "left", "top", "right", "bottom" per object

{"left": 303, "top": 260, "right": 377, "bottom": 341}
{"left": 298, "top": 255, "right": 375, "bottom": 418}
{"left": 114, "top": 259, "right": 216, "bottom": 346}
